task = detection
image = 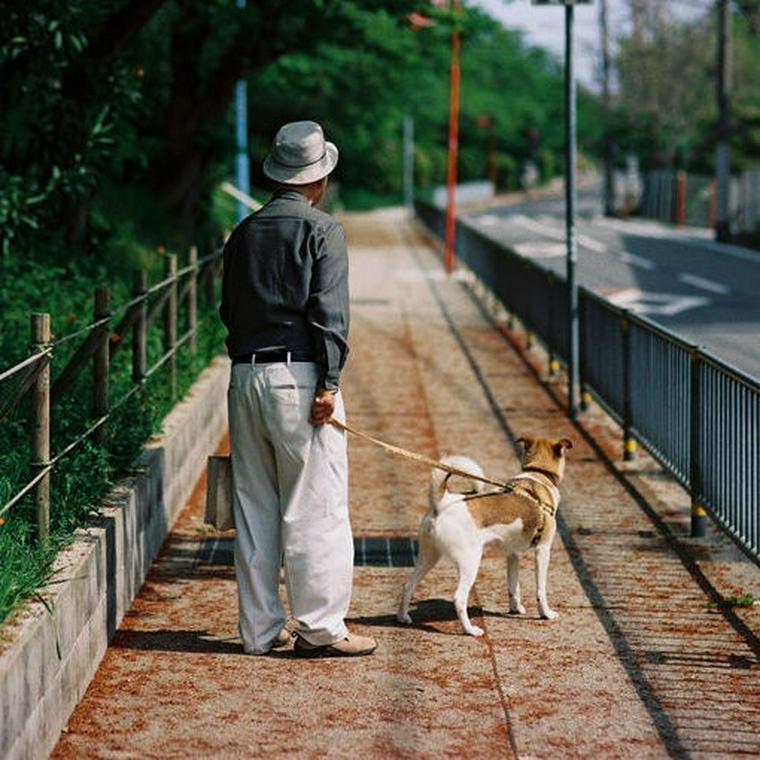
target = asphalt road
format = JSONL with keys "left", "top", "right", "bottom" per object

{"left": 464, "top": 186, "right": 760, "bottom": 381}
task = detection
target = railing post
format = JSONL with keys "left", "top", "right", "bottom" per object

{"left": 164, "top": 254, "right": 178, "bottom": 397}
{"left": 93, "top": 287, "right": 110, "bottom": 447}
{"left": 674, "top": 170, "right": 687, "bottom": 226}
{"left": 622, "top": 313, "right": 637, "bottom": 461}
{"left": 188, "top": 245, "right": 198, "bottom": 353}
{"left": 690, "top": 346, "right": 707, "bottom": 537}
{"left": 30, "top": 313, "right": 51, "bottom": 544}
{"left": 133, "top": 271, "right": 147, "bottom": 383}
{"left": 579, "top": 293, "right": 589, "bottom": 411}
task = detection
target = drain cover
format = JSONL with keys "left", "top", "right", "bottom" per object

{"left": 197, "top": 536, "right": 418, "bottom": 568}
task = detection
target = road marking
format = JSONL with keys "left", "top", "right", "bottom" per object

{"left": 678, "top": 272, "right": 730, "bottom": 295}
{"left": 478, "top": 214, "right": 500, "bottom": 226}
{"left": 513, "top": 214, "right": 607, "bottom": 253}
{"left": 619, "top": 252, "right": 655, "bottom": 271}
{"left": 577, "top": 234, "right": 607, "bottom": 253}
{"left": 513, "top": 241, "right": 566, "bottom": 258}
{"left": 608, "top": 288, "right": 710, "bottom": 316}
{"left": 595, "top": 216, "right": 760, "bottom": 264}
{"left": 513, "top": 214, "right": 565, "bottom": 241}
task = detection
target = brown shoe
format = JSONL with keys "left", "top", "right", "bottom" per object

{"left": 294, "top": 632, "right": 377, "bottom": 658}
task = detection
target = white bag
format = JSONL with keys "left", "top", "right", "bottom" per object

{"left": 205, "top": 455, "right": 234, "bottom": 530}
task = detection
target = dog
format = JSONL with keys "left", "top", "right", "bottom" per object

{"left": 397, "top": 436, "right": 572, "bottom": 636}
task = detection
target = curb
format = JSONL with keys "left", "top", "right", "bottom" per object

{"left": 0, "top": 356, "right": 230, "bottom": 760}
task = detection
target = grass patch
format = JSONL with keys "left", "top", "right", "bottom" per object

{"left": 706, "top": 592, "right": 756, "bottom": 610}
{"left": 0, "top": 247, "right": 225, "bottom": 627}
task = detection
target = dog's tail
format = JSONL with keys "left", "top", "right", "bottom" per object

{"left": 430, "top": 455, "right": 486, "bottom": 512}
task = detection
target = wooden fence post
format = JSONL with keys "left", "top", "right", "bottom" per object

{"left": 30, "top": 313, "right": 51, "bottom": 544}
{"left": 204, "top": 240, "right": 216, "bottom": 307}
{"left": 164, "top": 254, "right": 178, "bottom": 397}
{"left": 188, "top": 246, "right": 198, "bottom": 353}
{"left": 133, "top": 271, "right": 147, "bottom": 382}
{"left": 93, "top": 287, "right": 110, "bottom": 446}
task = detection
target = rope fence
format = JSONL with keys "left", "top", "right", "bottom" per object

{"left": 0, "top": 240, "right": 225, "bottom": 540}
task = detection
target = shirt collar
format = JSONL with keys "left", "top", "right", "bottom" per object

{"left": 273, "top": 189, "right": 310, "bottom": 204}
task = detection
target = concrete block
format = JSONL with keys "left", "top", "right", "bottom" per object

{"left": 0, "top": 356, "right": 230, "bottom": 760}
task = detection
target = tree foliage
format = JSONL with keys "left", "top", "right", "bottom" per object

{"left": 610, "top": 1, "right": 760, "bottom": 171}
{"left": 0, "top": 1, "right": 596, "bottom": 263}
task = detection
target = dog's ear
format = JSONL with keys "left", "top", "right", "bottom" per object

{"left": 516, "top": 436, "right": 533, "bottom": 451}
{"left": 553, "top": 438, "right": 573, "bottom": 456}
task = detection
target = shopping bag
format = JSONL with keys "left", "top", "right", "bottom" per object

{"left": 205, "top": 455, "right": 234, "bottom": 530}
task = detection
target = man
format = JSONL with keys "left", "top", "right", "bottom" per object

{"left": 220, "top": 120, "right": 376, "bottom": 658}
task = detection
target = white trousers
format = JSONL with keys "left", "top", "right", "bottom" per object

{"left": 227, "top": 360, "right": 353, "bottom": 654}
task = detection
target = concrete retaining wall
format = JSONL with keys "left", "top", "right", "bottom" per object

{"left": 0, "top": 356, "right": 230, "bottom": 760}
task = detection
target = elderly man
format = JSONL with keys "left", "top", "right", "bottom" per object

{"left": 220, "top": 121, "right": 376, "bottom": 658}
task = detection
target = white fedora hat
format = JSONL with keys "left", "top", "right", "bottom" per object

{"left": 263, "top": 120, "right": 339, "bottom": 185}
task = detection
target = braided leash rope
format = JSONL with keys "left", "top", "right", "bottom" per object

{"left": 328, "top": 417, "right": 510, "bottom": 490}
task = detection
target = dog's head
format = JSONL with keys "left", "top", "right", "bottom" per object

{"left": 516, "top": 436, "right": 573, "bottom": 483}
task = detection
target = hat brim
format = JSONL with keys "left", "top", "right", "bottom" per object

{"left": 262, "top": 141, "right": 338, "bottom": 185}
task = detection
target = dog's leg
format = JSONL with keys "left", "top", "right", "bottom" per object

{"left": 453, "top": 552, "right": 484, "bottom": 637}
{"left": 535, "top": 543, "right": 558, "bottom": 620}
{"left": 397, "top": 534, "right": 440, "bottom": 625}
{"left": 507, "top": 553, "right": 526, "bottom": 615}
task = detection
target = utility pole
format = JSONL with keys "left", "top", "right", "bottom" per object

{"left": 715, "top": 0, "right": 732, "bottom": 243}
{"left": 234, "top": 0, "right": 250, "bottom": 224}
{"left": 403, "top": 116, "right": 415, "bottom": 212}
{"left": 599, "top": 0, "right": 615, "bottom": 216}
{"left": 444, "top": 0, "right": 461, "bottom": 275}
{"left": 565, "top": 1, "right": 579, "bottom": 420}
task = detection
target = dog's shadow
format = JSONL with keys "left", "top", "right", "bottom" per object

{"left": 347, "top": 598, "right": 543, "bottom": 636}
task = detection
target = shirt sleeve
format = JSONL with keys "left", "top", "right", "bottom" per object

{"left": 306, "top": 222, "right": 350, "bottom": 390}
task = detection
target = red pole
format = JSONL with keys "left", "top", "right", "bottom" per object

{"left": 444, "top": 0, "right": 461, "bottom": 274}
{"left": 674, "top": 170, "right": 687, "bottom": 226}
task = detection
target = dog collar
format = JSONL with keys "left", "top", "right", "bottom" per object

{"left": 521, "top": 466, "right": 560, "bottom": 487}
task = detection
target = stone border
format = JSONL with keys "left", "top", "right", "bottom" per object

{"left": 0, "top": 356, "right": 230, "bottom": 760}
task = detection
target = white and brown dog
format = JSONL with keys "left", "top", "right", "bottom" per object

{"left": 397, "top": 436, "right": 572, "bottom": 636}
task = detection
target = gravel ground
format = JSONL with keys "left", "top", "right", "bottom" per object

{"left": 52, "top": 208, "right": 759, "bottom": 759}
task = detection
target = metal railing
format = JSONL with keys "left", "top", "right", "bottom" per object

{"left": 0, "top": 243, "right": 224, "bottom": 541}
{"left": 638, "top": 166, "right": 760, "bottom": 234}
{"left": 415, "top": 198, "right": 760, "bottom": 562}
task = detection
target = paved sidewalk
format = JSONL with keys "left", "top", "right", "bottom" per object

{"left": 52, "top": 209, "right": 759, "bottom": 759}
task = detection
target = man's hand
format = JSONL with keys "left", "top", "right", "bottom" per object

{"left": 310, "top": 389, "right": 337, "bottom": 425}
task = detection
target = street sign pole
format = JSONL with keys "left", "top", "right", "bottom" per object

{"left": 234, "top": 0, "right": 250, "bottom": 224}
{"left": 565, "top": 1, "right": 579, "bottom": 419}
{"left": 533, "top": 0, "right": 587, "bottom": 418}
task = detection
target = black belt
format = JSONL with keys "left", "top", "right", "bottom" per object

{"left": 232, "top": 350, "right": 316, "bottom": 365}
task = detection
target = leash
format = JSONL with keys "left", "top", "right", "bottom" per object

{"left": 328, "top": 417, "right": 510, "bottom": 489}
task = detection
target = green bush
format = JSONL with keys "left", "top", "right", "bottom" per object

{"left": 0, "top": 253, "right": 224, "bottom": 626}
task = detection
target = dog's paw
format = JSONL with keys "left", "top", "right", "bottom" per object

{"left": 508, "top": 602, "right": 526, "bottom": 615}
{"left": 540, "top": 608, "right": 559, "bottom": 621}
{"left": 465, "top": 625, "right": 484, "bottom": 637}
{"left": 397, "top": 612, "right": 413, "bottom": 625}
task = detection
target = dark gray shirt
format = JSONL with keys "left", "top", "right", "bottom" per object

{"left": 219, "top": 190, "right": 350, "bottom": 390}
